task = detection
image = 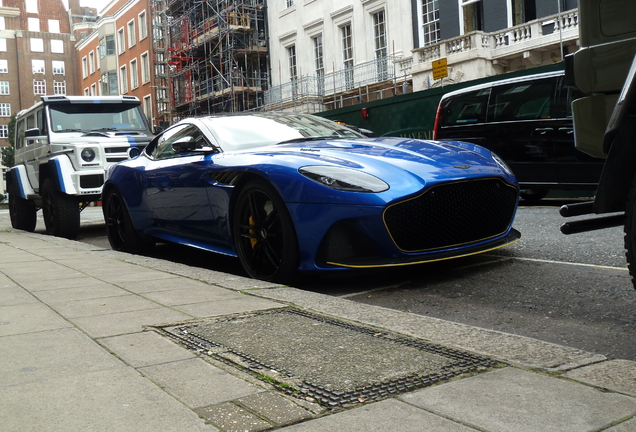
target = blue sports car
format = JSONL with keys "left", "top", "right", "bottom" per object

{"left": 102, "top": 112, "right": 520, "bottom": 282}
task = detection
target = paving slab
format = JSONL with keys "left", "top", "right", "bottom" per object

{"left": 70, "top": 306, "right": 192, "bottom": 338}
{"left": 400, "top": 367, "right": 636, "bottom": 432}
{"left": 141, "top": 285, "right": 245, "bottom": 306}
{"left": 278, "top": 398, "right": 479, "bottom": 431}
{"left": 0, "top": 284, "right": 38, "bottom": 306}
{"left": 602, "top": 416, "right": 636, "bottom": 431}
{"left": 172, "top": 296, "right": 283, "bottom": 317}
{"left": 47, "top": 294, "right": 162, "bottom": 318}
{"left": 33, "top": 283, "right": 130, "bottom": 302}
{"left": 236, "top": 392, "right": 314, "bottom": 426}
{"left": 16, "top": 273, "right": 97, "bottom": 291}
{"left": 0, "top": 368, "right": 217, "bottom": 432}
{"left": 138, "top": 357, "right": 263, "bottom": 408}
{"left": 99, "top": 330, "right": 197, "bottom": 368}
{"left": 195, "top": 402, "right": 273, "bottom": 432}
{"left": 113, "top": 276, "right": 215, "bottom": 294}
{"left": 0, "top": 302, "right": 73, "bottom": 336}
{"left": 0, "top": 327, "right": 124, "bottom": 386}
{"left": 566, "top": 360, "right": 636, "bottom": 397}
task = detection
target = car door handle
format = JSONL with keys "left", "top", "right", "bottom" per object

{"left": 535, "top": 128, "right": 554, "bottom": 134}
{"left": 558, "top": 127, "right": 574, "bottom": 134}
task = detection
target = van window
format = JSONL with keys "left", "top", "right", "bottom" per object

{"left": 488, "top": 78, "right": 558, "bottom": 122}
{"left": 440, "top": 89, "right": 490, "bottom": 126}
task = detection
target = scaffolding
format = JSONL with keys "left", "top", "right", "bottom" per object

{"left": 161, "top": 0, "right": 268, "bottom": 121}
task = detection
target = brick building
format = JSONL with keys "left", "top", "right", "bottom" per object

{"left": 0, "top": 0, "right": 80, "bottom": 147}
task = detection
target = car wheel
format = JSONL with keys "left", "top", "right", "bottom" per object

{"left": 233, "top": 179, "right": 299, "bottom": 282}
{"left": 519, "top": 189, "right": 548, "bottom": 202}
{"left": 104, "top": 189, "right": 153, "bottom": 254}
{"left": 42, "top": 178, "right": 80, "bottom": 239}
{"left": 8, "top": 182, "right": 36, "bottom": 232}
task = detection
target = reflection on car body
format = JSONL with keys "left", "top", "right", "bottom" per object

{"left": 102, "top": 112, "right": 521, "bottom": 282}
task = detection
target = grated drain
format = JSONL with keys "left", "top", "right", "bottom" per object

{"left": 155, "top": 308, "right": 499, "bottom": 408}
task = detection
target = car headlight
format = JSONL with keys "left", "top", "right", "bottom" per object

{"left": 299, "top": 166, "right": 389, "bottom": 193}
{"left": 81, "top": 148, "right": 96, "bottom": 162}
{"left": 491, "top": 151, "right": 512, "bottom": 175}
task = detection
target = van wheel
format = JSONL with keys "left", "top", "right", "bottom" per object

{"left": 41, "top": 178, "right": 80, "bottom": 239}
{"left": 8, "top": 183, "right": 37, "bottom": 232}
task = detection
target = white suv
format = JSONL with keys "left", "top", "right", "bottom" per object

{"left": 8, "top": 95, "right": 155, "bottom": 239}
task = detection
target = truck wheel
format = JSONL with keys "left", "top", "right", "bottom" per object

{"left": 41, "top": 178, "right": 80, "bottom": 239}
{"left": 624, "top": 174, "right": 636, "bottom": 289}
{"left": 8, "top": 183, "right": 36, "bottom": 232}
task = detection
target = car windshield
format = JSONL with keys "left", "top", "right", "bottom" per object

{"left": 49, "top": 103, "right": 148, "bottom": 133}
{"left": 200, "top": 113, "right": 364, "bottom": 152}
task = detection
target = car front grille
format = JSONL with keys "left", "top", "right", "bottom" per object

{"left": 383, "top": 178, "right": 518, "bottom": 252}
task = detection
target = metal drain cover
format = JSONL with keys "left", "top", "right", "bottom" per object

{"left": 156, "top": 308, "right": 498, "bottom": 408}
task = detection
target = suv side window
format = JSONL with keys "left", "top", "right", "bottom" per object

{"left": 488, "top": 78, "right": 558, "bottom": 122}
{"left": 15, "top": 119, "right": 25, "bottom": 150}
{"left": 440, "top": 89, "right": 490, "bottom": 126}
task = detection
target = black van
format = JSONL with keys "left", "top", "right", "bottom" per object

{"left": 433, "top": 71, "right": 604, "bottom": 200}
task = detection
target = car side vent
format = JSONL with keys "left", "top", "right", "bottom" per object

{"left": 208, "top": 171, "right": 242, "bottom": 186}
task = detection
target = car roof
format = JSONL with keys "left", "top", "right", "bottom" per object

{"left": 440, "top": 70, "right": 564, "bottom": 100}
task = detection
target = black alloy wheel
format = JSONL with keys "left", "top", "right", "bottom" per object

{"left": 104, "top": 189, "right": 152, "bottom": 254}
{"left": 233, "top": 179, "right": 299, "bottom": 282}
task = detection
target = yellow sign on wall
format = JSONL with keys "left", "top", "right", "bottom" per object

{"left": 432, "top": 58, "right": 448, "bottom": 80}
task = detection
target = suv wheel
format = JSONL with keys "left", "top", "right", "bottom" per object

{"left": 42, "top": 178, "right": 80, "bottom": 239}
{"left": 8, "top": 182, "right": 37, "bottom": 232}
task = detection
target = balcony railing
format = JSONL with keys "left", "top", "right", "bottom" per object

{"left": 264, "top": 55, "right": 403, "bottom": 106}
{"left": 414, "top": 9, "right": 578, "bottom": 65}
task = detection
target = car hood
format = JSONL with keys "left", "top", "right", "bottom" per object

{"left": 259, "top": 137, "right": 509, "bottom": 182}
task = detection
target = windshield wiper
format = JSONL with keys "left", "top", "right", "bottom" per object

{"left": 56, "top": 128, "right": 84, "bottom": 132}
{"left": 277, "top": 136, "right": 340, "bottom": 145}
{"left": 91, "top": 127, "right": 118, "bottom": 132}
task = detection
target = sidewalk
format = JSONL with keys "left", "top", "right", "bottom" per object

{"left": 1, "top": 229, "right": 635, "bottom": 432}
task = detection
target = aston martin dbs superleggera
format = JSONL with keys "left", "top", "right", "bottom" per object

{"left": 102, "top": 112, "right": 520, "bottom": 282}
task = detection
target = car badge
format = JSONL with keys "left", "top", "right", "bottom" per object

{"left": 454, "top": 164, "right": 471, "bottom": 169}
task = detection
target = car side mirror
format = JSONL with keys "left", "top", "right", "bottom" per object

{"left": 153, "top": 125, "right": 164, "bottom": 134}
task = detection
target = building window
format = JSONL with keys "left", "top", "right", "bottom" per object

{"left": 288, "top": 45, "right": 297, "bottom": 81}
{"left": 82, "top": 57, "right": 88, "bottom": 78}
{"left": 32, "top": 59, "right": 45, "bottom": 74}
{"left": 84, "top": 88, "right": 89, "bottom": 96}
{"left": 53, "top": 81, "right": 66, "bottom": 95}
{"left": 0, "top": 125, "right": 8, "bottom": 139}
{"left": 48, "top": 19, "right": 60, "bottom": 33}
{"left": 117, "top": 28, "right": 125, "bottom": 54}
{"left": 52, "top": 60, "right": 65, "bottom": 74}
{"left": 139, "top": 11, "right": 148, "bottom": 40}
{"left": 0, "top": 60, "right": 8, "bottom": 73}
{"left": 421, "top": 0, "right": 440, "bottom": 46}
{"left": 130, "top": 58, "right": 139, "bottom": 89}
{"left": 313, "top": 35, "right": 324, "bottom": 95}
{"left": 341, "top": 24, "right": 354, "bottom": 89}
{"left": 0, "top": 103, "right": 10, "bottom": 117}
{"left": 128, "top": 20, "right": 136, "bottom": 48}
{"left": 33, "top": 80, "right": 46, "bottom": 95}
{"left": 99, "top": 35, "right": 116, "bottom": 58}
{"left": 511, "top": 0, "right": 537, "bottom": 26}
{"left": 120, "top": 65, "right": 128, "bottom": 93}
{"left": 89, "top": 51, "right": 95, "bottom": 74}
{"left": 26, "top": 0, "right": 38, "bottom": 13}
{"left": 461, "top": 0, "right": 483, "bottom": 33}
{"left": 143, "top": 95, "right": 152, "bottom": 121}
{"left": 141, "top": 52, "right": 150, "bottom": 83}
{"left": 28, "top": 17, "right": 40, "bottom": 32}
{"left": 30, "top": 38, "right": 43, "bottom": 52}
{"left": 91, "top": 83, "right": 97, "bottom": 96}
{"left": 51, "top": 40, "right": 64, "bottom": 54}
{"left": 0, "top": 81, "right": 8, "bottom": 95}
{"left": 373, "top": 10, "right": 388, "bottom": 80}
{"left": 286, "top": 0, "right": 294, "bottom": 8}
{"left": 102, "top": 71, "right": 118, "bottom": 95}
